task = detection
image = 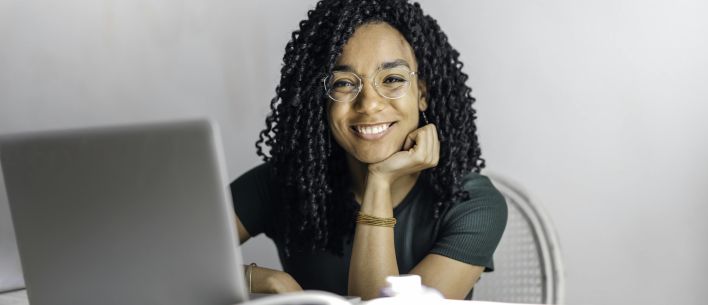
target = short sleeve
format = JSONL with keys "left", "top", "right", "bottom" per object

{"left": 229, "top": 162, "right": 276, "bottom": 237}
{"left": 429, "top": 173, "right": 508, "bottom": 271}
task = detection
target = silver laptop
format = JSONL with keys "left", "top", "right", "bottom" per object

{"left": 0, "top": 171, "right": 25, "bottom": 293}
{"left": 0, "top": 119, "right": 248, "bottom": 305}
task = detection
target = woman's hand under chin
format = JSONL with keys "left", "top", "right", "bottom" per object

{"left": 367, "top": 123, "right": 440, "bottom": 186}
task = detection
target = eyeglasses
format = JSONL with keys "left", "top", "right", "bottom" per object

{"left": 323, "top": 67, "right": 417, "bottom": 103}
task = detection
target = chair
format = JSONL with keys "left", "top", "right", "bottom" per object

{"left": 473, "top": 174, "right": 565, "bottom": 304}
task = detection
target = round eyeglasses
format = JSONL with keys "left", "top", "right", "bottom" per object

{"left": 323, "top": 67, "right": 417, "bottom": 103}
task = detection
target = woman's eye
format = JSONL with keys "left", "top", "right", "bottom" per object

{"left": 383, "top": 76, "right": 405, "bottom": 84}
{"left": 333, "top": 80, "right": 355, "bottom": 88}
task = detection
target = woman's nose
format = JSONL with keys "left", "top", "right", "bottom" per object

{"left": 353, "top": 81, "right": 384, "bottom": 114}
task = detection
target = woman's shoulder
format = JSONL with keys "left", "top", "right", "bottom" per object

{"left": 435, "top": 171, "right": 508, "bottom": 223}
{"left": 230, "top": 162, "right": 274, "bottom": 185}
{"left": 431, "top": 171, "right": 508, "bottom": 272}
{"left": 229, "top": 162, "right": 279, "bottom": 237}
{"left": 459, "top": 171, "right": 506, "bottom": 205}
{"left": 228, "top": 162, "right": 281, "bottom": 202}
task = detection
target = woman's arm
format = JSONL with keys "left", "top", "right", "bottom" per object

{"left": 250, "top": 265, "right": 303, "bottom": 293}
{"left": 236, "top": 215, "right": 303, "bottom": 293}
{"left": 236, "top": 215, "right": 251, "bottom": 244}
{"left": 410, "top": 254, "right": 484, "bottom": 299}
{"left": 348, "top": 124, "right": 440, "bottom": 299}
{"left": 348, "top": 176, "right": 399, "bottom": 299}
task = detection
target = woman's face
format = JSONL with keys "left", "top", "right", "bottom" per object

{"left": 327, "top": 22, "right": 427, "bottom": 164}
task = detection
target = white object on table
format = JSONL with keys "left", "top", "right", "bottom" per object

{"left": 0, "top": 290, "right": 27, "bottom": 305}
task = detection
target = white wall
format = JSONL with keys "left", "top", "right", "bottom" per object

{"left": 1, "top": 1, "right": 706, "bottom": 304}
{"left": 421, "top": 1, "right": 708, "bottom": 305}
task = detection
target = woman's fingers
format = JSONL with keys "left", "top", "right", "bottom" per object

{"left": 426, "top": 124, "right": 434, "bottom": 164}
{"left": 432, "top": 126, "right": 440, "bottom": 166}
{"left": 370, "top": 124, "right": 440, "bottom": 182}
{"left": 430, "top": 124, "right": 439, "bottom": 166}
{"left": 402, "top": 127, "right": 422, "bottom": 151}
{"left": 411, "top": 126, "right": 428, "bottom": 164}
{"left": 427, "top": 124, "right": 436, "bottom": 165}
{"left": 410, "top": 124, "right": 438, "bottom": 169}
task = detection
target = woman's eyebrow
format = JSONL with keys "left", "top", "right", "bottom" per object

{"left": 332, "top": 59, "right": 411, "bottom": 72}
{"left": 380, "top": 59, "right": 410, "bottom": 70}
{"left": 333, "top": 64, "right": 354, "bottom": 72}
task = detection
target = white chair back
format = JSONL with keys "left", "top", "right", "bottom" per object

{"left": 473, "top": 174, "right": 565, "bottom": 304}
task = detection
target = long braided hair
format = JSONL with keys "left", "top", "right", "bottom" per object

{"left": 255, "top": 0, "right": 484, "bottom": 256}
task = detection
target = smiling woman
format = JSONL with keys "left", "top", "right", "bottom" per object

{"left": 229, "top": 0, "right": 507, "bottom": 300}
{"left": 327, "top": 23, "right": 424, "bottom": 166}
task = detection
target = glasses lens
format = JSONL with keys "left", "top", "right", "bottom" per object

{"left": 375, "top": 68, "right": 412, "bottom": 99}
{"left": 326, "top": 72, "right": 360, "bottom": 102}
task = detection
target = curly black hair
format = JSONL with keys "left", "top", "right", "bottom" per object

{"left": 255, "top": 0, "right": 484, "bottom": 256}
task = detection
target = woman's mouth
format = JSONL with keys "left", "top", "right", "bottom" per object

{"left": 350, "top": 122, "right": 396, "bottom": 140}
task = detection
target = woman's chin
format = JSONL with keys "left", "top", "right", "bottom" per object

{"left": 352, "top": 151, "right": 397, "bottom": 164}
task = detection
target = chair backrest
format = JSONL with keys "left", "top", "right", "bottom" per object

{"left": 473, "top": 174, "right": 564, "bottom": 304}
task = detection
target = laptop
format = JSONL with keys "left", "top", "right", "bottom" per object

{"left": 0, "top": 171, "right": 25, "bottom": 293}
{"left": 0, "top": 119, "right": 248, "bottom": 305}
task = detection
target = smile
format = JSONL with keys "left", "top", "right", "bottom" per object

{"left": 350, "top": 122, "right": 396, "bottom": 140}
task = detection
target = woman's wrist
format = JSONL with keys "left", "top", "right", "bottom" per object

{"left": 365, "top": 170, "right": 393, "bottom": 187}
{"left": 266, "top": 270, "right": 298, "bottom": 292}
{"left": 246, "top": 263, "right": 257, "bottom": 293}
{"left": 365, "top": 172, "right": 393, "bottom": 190}
{"left": 360, "top": 174, "right": 394, "bottom": 216}
{"left": 251, "top": 265, "right": 268, "bottom": 293}
{"left": 248, "top": 265, "right": 303, "bottom": 294}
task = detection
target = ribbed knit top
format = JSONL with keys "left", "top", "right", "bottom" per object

{"left": 230, "top": 162, "right": 508, "bottom": 299}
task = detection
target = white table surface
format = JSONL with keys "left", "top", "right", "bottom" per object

{"left": 0, "top": 289, "right": 534, "bottom": 305}
{"left": 0, "top": 290, "right": 27, "bottom": 305}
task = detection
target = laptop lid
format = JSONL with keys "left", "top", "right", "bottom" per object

{"left": 0, "top": 169, "right": 25, "bottom": 293}
{"left": 0, "top": 119, "right": 247, "bottom": 305}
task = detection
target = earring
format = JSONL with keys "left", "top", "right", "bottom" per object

{"left": 421, "top": 111, "right": 429, "bottom": 125}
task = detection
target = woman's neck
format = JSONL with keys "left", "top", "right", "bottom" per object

{"left": 346, "top": 154, "right": 420, "bottom": 208}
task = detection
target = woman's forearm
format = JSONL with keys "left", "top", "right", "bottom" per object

{"left": 249, "top": 265, "right": 303, "bottom": 293}
{"left": 347, "top": 176, "right": 399, "bottom": 300}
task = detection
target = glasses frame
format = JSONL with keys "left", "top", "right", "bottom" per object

{"left": 322, "top": 68, "right": 418, "bottom": 103}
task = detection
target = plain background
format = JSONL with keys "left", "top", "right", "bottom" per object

{"left": 1, "top": 0, "right": 706, "bottom": 304}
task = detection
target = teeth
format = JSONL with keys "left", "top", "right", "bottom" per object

{"left": 355, "top": 123, "right": 390, "bottom": 135}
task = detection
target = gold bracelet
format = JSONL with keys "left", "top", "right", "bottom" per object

{"left": 247, "top": 262, "right": 257, "bottom": 293}
{"left": 356, "top": 212, "right": 396, "bottom": 227}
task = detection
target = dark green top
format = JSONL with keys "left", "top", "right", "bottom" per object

{"left": 230, "top": 162, "right": 507, "bottom": 298}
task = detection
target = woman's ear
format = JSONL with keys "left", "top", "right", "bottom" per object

{"left": 417, "top": 80, "right": 428, "bottom": 111}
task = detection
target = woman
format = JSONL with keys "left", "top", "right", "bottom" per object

{"left": 230, "top": 0, "right": 507, "bottom": 300}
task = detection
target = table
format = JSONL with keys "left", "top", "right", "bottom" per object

{"left": 0, "top": 290, "right": 26, "bottom": 305}
{"left": 0, "top": 289, "right": 536, "bottom": 305}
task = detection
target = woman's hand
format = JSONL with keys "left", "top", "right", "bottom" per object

{"left": 251, "top": 266, "right": 303, "bottom": 294}
{"left": 368, "top": 124, "right": 440, "bottom": 185}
